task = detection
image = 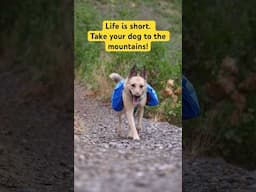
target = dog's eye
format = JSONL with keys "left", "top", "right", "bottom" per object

{"left": 131, "top": 84, "right": 135, "bottom": 87}
{"left": 140, "top": 85, "right": 144, "bottom": 89}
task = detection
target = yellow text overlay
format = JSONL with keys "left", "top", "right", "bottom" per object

{"left": 88, "top": 20, "right": 170, "bottom": 52}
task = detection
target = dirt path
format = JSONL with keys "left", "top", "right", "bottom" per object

{"left": 74, "top": 81, "right": 182, "bottom": 192}
{"left": 0, "top": 64, "right": 73, "bottom": 192}
{"left": 183, "top": 157, "right": 256, "bottom": 192}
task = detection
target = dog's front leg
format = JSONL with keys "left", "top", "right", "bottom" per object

{"left": 116, "top": 113, "right": 123, "bottom": 137}
{"left": 137, "top": 106, "right": 144, "bottom": 133}
{"left": 126, "top": 109, "right": 140, "bottom": 140}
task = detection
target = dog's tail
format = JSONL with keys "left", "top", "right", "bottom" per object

{"left": 109, "top": 73, "right": 123, "bottom": 83}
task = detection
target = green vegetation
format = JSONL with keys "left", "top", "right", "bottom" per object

{"left": 75, "top": 0, "right": 182, "bottom": 125}
{"left": 1, "top": 1, "right": 73, "bottom": 99}
{"left": 183, "top": 1, "right": 256, "bottom": 168}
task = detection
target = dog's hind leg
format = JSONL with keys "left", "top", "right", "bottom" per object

{"left": 126, "top": 109, "right": 140, "bottom": 140}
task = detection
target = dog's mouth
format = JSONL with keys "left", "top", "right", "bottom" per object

{"left": 132, "top": 95, "right": 141, "bottom": 105}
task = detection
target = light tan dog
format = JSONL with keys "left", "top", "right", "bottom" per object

{"left": 110, "top": 65, "right": 147, "bottom": 140}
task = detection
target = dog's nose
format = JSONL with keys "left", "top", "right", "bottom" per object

{"left": 134, "top": 92, "right": 141, "bottom": 96}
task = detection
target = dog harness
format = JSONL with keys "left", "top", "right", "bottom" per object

{"left": 111, "top": 80, "right": 159, "bottom": 112}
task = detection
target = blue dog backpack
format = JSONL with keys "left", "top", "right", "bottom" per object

{"left": 146, "top": 84, "right": 159, "bottom": 106}
{"left": 182, "top": 75, "right": 200, "bottom": 120}
{"left": 111, "top": 80, "right": 159, "bottom": 112}
{"left": 111, "top": 80, "right": 125, "bottom": 111}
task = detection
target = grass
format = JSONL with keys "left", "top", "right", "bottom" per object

{"left": 75, "top": 0, "right": 182, "bottom": 125}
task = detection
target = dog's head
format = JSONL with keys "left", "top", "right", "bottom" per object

{"left": 126, "top": 65, "right": 147, "bottom": 105}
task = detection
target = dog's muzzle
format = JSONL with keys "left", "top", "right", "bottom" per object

{"left": 130, "top": 91, "right": 145, "bottom": 106}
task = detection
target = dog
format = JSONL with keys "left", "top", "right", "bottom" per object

{"left": 109, "top": 65, "right": 147, "bottom": 140}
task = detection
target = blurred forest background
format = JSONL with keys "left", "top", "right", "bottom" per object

{"left": 75, "top": 0, "right": 182, "bottom": 125}
{"left": 1, "top": 1, "right": 73, "bottom": 106}
{"left": 1, "top": 1, "right": 73, "bottom": 191}
{"left": 183, "top": 0, "right": 256, "bottom": 169}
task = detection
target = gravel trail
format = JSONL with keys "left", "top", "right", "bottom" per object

{"left": 74, "top": 81, "right": 182, "bottom": 192}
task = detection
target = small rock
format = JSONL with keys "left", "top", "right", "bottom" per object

{"left": 78, "top": 154, "right": 85, "bottom": 161}
{"left": 136, "top": 171, "right": 144, "bottom": 177}
{"left": 102, "top": 143, "right": 109, "bottom": 148}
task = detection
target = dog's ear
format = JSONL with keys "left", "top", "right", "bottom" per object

{"left": 128, "top": 64, "right": 137, "bottom": 78}
{"left": 140, "top": 66, "right": 147, "bottom": 80}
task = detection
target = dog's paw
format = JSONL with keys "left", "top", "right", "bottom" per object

{"left": 137, "top": 127, "right": 142, "bottom": 133}
{"left": 127, "top": 130, "right": 140, "bottom": 140}
{"left": 132, "top": 135, "right": 140, "bottom": 140}
{"left": 127, "top": 130, "right": 133, "bottom": 138}
{"left": 117, "top": 132, "right": 124, "bottom": 138}
{"left": 127, "top": 135, "right": 140, "bottom": 140}
{"left": 116, "top": 129, "right": 122, "bottom": 136}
